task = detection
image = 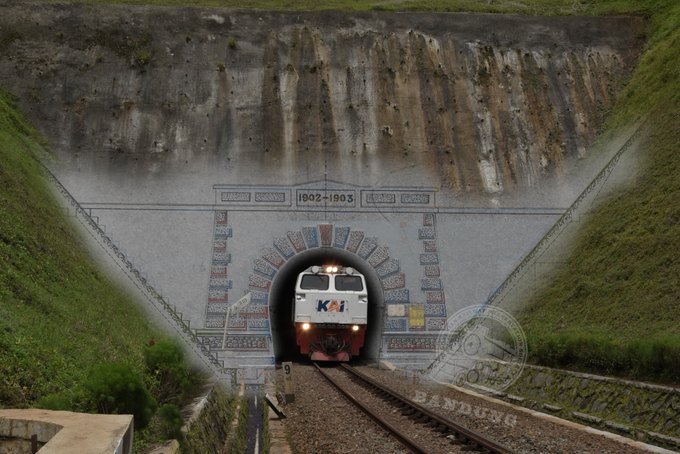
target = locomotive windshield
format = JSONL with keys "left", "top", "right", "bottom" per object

{"left": 300, "top": 274, "right": 329, "bottom": 290}
{"left": 335, "top": 275, "right": 363, "bottom": 291}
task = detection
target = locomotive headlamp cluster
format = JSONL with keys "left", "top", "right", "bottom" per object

{"left": 351, "top": 325, "right": 360, "bottom": 332}
{"left": 302, "top": 322, "right": 311, "bottom": 331}
{"left": 325, "top": 265, "right": 339, "bottom": 273}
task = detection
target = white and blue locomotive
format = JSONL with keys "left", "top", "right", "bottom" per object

{"left": 292, "top": 265, "right": 367, "bottom": 361}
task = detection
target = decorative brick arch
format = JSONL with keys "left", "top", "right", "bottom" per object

{"left": 199, "top": 212, "right": 448, "bottom": 361}
{"left": 245, "top": 223, "right": 408, "bottom": 333}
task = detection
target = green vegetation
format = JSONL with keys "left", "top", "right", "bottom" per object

{"left": 86, "top": 362, "right": 158, "bottom": 428}
{"left": 230, "top": 396, "right": 250, "bottom": 454}
{"left": 86, "top": 29, "right": 153, "bottom": 68}
{"left": 158, "top": 403, "right": 184, "bottom": 439}
{"left": 134, "top": 47, "right": 153, "bottom": 67}
{"left": 529, "top": 335, "right": 680, "bottom": 383}
{"left": 516, "top": 0, "right": 680, "bottom": 383}
{"left": 144, "top": 339, "right": 196, "bottom": 405}
{"left": 182, "top": 386, "right": 240, "bottom": 453}
{"left": 261, "top": 393, "right": 271, "bottom": 454}
{"left": 0, "top": 87, "right": 209, "bottom": 446}
{"left": 0, "top": 88, "right": 161, "bottom": 407}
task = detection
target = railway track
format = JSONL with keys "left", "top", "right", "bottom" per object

{"left": 314, "top": 363, "right": 514, "bottom": 454}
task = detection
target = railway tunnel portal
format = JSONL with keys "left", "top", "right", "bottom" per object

{"left": 0, "top": 3, "right": 646, "bottom": 384}
{"left": 189, "top": 180, "right": 563, "bottom": 380}
{"left": 266, "top": 246, "right": 385, "bottom": 361}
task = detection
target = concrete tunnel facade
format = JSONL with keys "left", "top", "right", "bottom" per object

{"left": 196, "top": 187, "right": 449, "bottom": 370}
{"left": 192, "top": 182, "right": 564, "bottom": 374}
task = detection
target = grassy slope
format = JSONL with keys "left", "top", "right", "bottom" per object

{"left": 0, "top": 89, "right": 160, "bottom": 407}
{"left": 517, "top": 0, "right": 680, "bottom": 380}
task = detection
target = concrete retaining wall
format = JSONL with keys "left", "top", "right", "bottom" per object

{"left": 0, "top": 417, "right": 60, "bottom": 453}
{"left": 181, "top": 385, "right": 236, "bottom": 454}
{"left": 0, "top": 409, "right": 133, "bottom": 454}
{"left": 503, "top": 364, "right": 680, "bottom": 450}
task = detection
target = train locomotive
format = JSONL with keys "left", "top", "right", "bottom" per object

{"left": 292, "top": 265, "right": 367, "bottom": 361}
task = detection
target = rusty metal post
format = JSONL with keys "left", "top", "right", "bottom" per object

{"left": 31, "top": 434, "right": 38, "bottom": 453}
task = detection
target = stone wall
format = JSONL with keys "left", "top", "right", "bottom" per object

{"left": 503, "top": 364, "right": 680, "bottom": 450}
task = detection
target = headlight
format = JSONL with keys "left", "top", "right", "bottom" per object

{"left": 302, "top": 322, "right": 311, "bottom": 331}
{"left": 352, "top": 325, "right": 360, "bottom": 332}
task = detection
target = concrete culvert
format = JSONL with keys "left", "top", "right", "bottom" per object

{"left": 268, "top": 247, "right": 384, "bottom": 362}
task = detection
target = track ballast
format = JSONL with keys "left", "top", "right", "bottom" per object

{"left": 314, "top": 363, "right": 515, "bottom": 454}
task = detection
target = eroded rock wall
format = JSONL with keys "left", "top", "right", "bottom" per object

{"left": 0, "top": 3, "right": 643, "bottom": 199}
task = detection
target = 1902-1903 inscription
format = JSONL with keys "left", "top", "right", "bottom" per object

{"left": 296, "top": 189, "right": 356, "bottom": 208}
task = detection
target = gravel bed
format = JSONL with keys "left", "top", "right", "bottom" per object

{"left": 356, "top": 365, "right": 652, "bottom": 454}
{"left": 274, "top": 364, "right": 408, "bottom": 454}
{"left": 322, "top": 366, "right": 465, "bottom": 453}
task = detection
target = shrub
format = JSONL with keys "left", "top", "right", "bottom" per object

{"left": 158, "top": 403, "right": 183, "bottom": 440}
{"left": 227, "top": 37, "right": 237, "bottom": 49}
{"left": 144, "top": 339, "right": 193, "bottom": 404}
{"left": 38, "top": 392, "right": 74, "bottom": 411}
{"left": 85, "top": 362, "right": 156, "bottom": 429}
{"left": 37, "top": 387, "right": 91, "bottom": 412}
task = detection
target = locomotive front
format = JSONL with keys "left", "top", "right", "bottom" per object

{"left": 292, "top": 265, "right": 368, "bottom": 361}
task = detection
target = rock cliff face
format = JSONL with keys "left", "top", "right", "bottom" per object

{"left": 0, "top": 3, "right": 643, "bottom": 199}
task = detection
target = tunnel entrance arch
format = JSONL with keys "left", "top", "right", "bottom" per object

{"left": 245, "top": 224, "right": 407, "bottom": 362}
{"left": 268, "top": 248, "right": 384, "bottom": 360}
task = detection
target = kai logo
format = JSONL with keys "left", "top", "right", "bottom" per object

{"left": 316, "top": 299, "right": 347, "bottom": 312}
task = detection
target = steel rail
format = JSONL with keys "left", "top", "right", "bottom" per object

{"left": 313, "top": 363, "right": 431, "bottom": 454}
{"left": 341, "top": 364, "right": 515, "bottom": 454}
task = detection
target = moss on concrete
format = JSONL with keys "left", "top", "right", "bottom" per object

{"left": 181, "top": 386, "right": 238, "bottom": 454}
{"left": 506, "top": 364, "right": 680, "bottom": 446}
